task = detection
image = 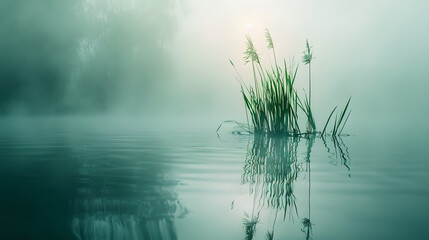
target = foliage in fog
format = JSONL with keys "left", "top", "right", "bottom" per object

{"left": 0, "top": 0, "right": 180, "bottom": 114}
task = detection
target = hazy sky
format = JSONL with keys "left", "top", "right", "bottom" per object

{"left": 1, "top": 0, "right": 428, "bottom": 133}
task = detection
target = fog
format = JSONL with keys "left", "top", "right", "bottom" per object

{"left": 1, "top": 0, "right": 429, "bottom": 133}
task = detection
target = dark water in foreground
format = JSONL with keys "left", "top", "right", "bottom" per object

{"left": 0, "top": 118, "right": 428, "bottom": 240}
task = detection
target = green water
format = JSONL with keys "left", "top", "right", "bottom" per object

{"left": 0, "top": 118, "right": 428, "bottom": 240}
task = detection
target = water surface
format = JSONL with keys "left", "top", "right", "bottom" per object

{"left": 0, "top": 118, "right": 428, "bottom": 239}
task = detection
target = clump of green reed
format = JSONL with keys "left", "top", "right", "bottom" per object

{"left": 231, "top": 29, "right": 301, "bottom": 136}
{"left": 230, "top": 30, "right": 351, "bottom": 137}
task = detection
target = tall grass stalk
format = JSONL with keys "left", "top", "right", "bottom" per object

{"left": 302, "top": 39, "right": 315, "bottom": 133}
{"left": 321, "top": 107, "right": 337, "bottom": 136}
{"left": 320, "top": 97, "right": 352, "bottom": 137}
{"left": 332, "top": 97, "right": 352, "bottom": 136}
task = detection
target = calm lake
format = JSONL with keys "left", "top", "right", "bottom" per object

{"left": 0, "top": 117, "right": 428, "bottom": 240}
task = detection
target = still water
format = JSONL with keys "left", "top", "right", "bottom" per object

{"left": 0, "top": 118, "right": 428, "bottom": 240}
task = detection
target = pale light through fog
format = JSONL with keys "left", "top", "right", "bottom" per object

{"left": 1, "top": 0, "right": 428, "bottom": 134}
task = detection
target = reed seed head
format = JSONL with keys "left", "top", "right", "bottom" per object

{"left": 243, "top": 34, "right": 260, "bottom": 64}
{"left": 302, "top": 39, "right": 313, "bottom": 65}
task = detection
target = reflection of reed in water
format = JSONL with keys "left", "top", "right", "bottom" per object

{"left": 241, "top": 135, "right": 301, "bottom": 240}
{"left": 302, "top": 135, "right": 315, "bottom": 240}
{"left": 70, "top": 153, "right": 188, "bottom": 240}
{"left": 242, "top": 135, "right": 300, "bottom": 219}
{"left": 322, "top": 135, "right": 352, "bottom": 173}
{"left": 240, "top": 134, "right": 350, "bottom": 240}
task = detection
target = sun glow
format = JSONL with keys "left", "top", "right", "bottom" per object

{"left": 245, "top": 22, "right": 254, "bottom": 32}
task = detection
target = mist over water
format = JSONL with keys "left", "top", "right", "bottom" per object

{"left": 1, "top": 0, "right": 429, "bottom": 134}
{"left": 1, "top": 0, "right": 180, "bottom": 114}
